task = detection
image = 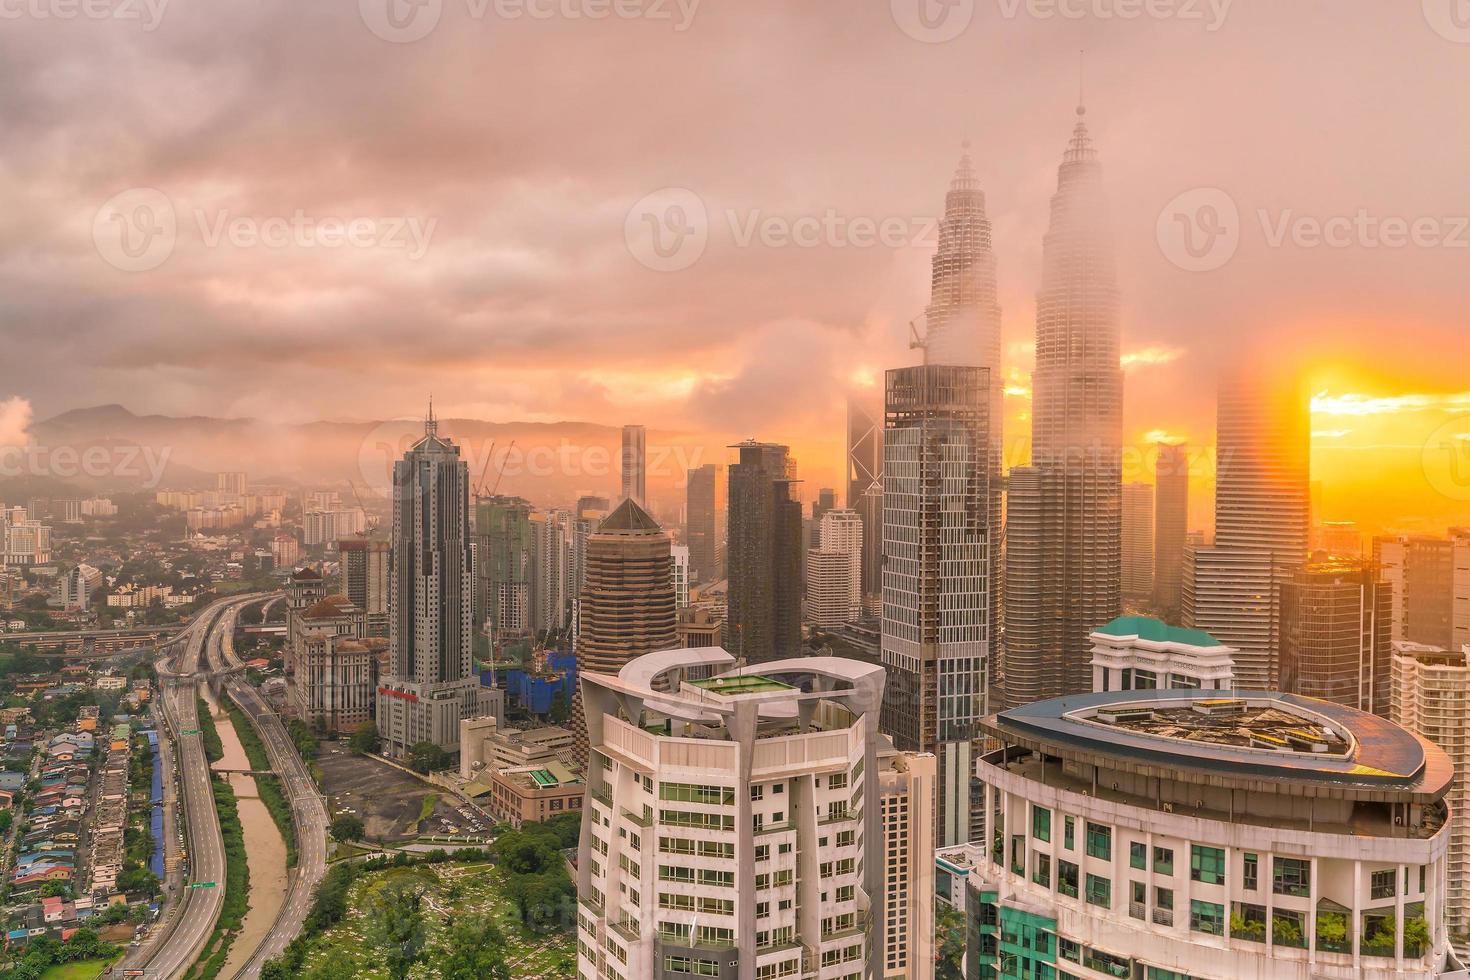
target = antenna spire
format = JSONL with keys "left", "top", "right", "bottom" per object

{"left": 426, "top": 395, "right": 438, "bottom": 435}
{"left": 1078, "top": 49, "right": 1086, "bottom": 114}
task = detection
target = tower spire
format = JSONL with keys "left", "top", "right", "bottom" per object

{"left": 426, "top": 395, "right": 438, "bottom": 435}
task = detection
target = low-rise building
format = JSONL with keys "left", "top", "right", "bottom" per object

{"left": 1090, "top": 615, "right": 1237, "bottom": 693}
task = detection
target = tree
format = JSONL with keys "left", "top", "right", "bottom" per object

{"left": 548, "top": 689, "right": 570, "bottom": 724}
{"left": 348, "top": 721, "right": 380, "bottom": 754}
{"left": 407, "top": 741, "right": 449, "bottom": 774}
{"left": 39, "top": 882, "right": 72, "bottom": 900}
{"left": 439, "top": 914, "right": 512, "bottom": 980}
{"left": 331, "top": 814, "right": 365, "bottom": 842}
{"left": 1405, "top": 915, "right": 1431, "bottom": 953}
{"left": 936, "top": 906, "right": 966, "bottom": 980}
{"left": 364, "top": 877, "right": 429, "bottom": 980}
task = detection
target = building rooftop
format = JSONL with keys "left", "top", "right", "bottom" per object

{"left": 982, "top": 690, "right": 1454, "bottom": 803}
{"left": 688, "top": 673, "right": 796, "bottom": 697}
{"left": 1093, "top": 615, "right": 1223, "bottom": 649}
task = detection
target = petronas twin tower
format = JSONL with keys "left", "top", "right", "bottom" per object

{"left": 879, "top": 104, "right": 1121, "bottom": 844}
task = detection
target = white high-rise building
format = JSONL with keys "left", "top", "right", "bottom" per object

{"left": 3, "top": 519, "right": 51, "bottom": 566}
{"left": 819, "top": 508, "right": 864, "bottom": 622}
{"left": 1185, "top": 374, "right": 1309, "bottom": 691}
{"left": 1393, "top": 640, "right": 1470, "bottom": 939}
{"left": 806, "top": 549, "right": 854, "bottom": 628}
{"left": 1121, "top": 482, "right": 1155, "bottom": 599}
{"left": 969, "top": 689, "right": 1467, "bottom": 979}
{"left": 58, "top": 563, "right": 102, "bottom": 611}
{"left": 376, "top": 407, "right": 494, "bottom": 758}
{"left": 576, "top": 648, "right": 934, "bottom": 980}
{"left": 670, "top": 543, "right": 690, "bottom": 609}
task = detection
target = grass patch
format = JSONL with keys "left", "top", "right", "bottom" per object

{"left": 408, "top": 793, "right": 439, "bottom": 836}
{"left": 39, "top": 959, "right": 119, "bottom": 980}
{"left": 195, "top": 697, "right": 224, "bottom": 764}
{"left": 182, "top": 777, "right": 249, "bottom": 980}
{"left": 222, "top": 697, "right": 298, "bottom": 866}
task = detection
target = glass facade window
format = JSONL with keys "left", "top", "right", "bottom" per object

{"left": 1085, "top": 823, "right": 1111, "bottom": 861}
{"left": 1190, "top": 845, "right": 1225, "bottom": 885}
{"left": 1370, "top": 869, "right": 1396, "bottom": 900}
{"left": 1189, "top": 900, "right": 1225, "bottom": 935}
{"left": 1032, "top": 805, "right": 1051, "bottom": 842}
{"left": 1085, "top": 873, "right": 1111, "bottom": 909}
{"left": 1273, "top": 857, "right": 1310, "bottom": 897}
{"left": 1130, "top": 841, "right": 1146, "bottom": 870}
{"left": 1059, "top": 860, "right": 1079, "bottom": 899}
{"left": 1064, "top": 816, "right": 1075, "bottom": 850}
{"left": 1153, "top": 846, "right": 1174, "bottom": 876}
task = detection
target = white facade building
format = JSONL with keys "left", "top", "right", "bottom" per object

{"left": 1393, "top": 641, "right": 1470, "bottom": 939}
{"left": 819, "top": 509, "right": 864, "bottom": 622}
{"left": 807, "top": 550, "right": 855, "bottom": 629}
{"left": 969, "top": 689, "right": 1466, "bottom": 980}
{"left": 1089, "top": 616, "right": 1236, "bottom": 693}
{"left": 576, "top": 647, "right": 933, "bottom": 980}
{"left": 671, "top": 544, "right": 690, "bottom": 609}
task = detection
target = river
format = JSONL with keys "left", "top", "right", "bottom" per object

{"left": 200, "top": 684, "right": 289, "bottom": 979}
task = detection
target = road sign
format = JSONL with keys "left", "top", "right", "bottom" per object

{"left": 180, "top": 729, "right": 200, "bottom": 736}
{"left": 189, "top": 881, "right": 216, "bottom": 889}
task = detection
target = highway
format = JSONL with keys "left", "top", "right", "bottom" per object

{"left": 117, "top": 594, "right": 260, "bottom": 979}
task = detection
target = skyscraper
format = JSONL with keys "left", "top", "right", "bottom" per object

{"left": 472, "top": 494, "right": 533, "bottom": 644}
{"left": 1280, "top": 560, "right": 1392, "bottom": 716}
{"left": 1152, "top": 442, "right": 1190, "bottom": 618}
{"left": 620, "top": 423, "right": 646, "bottom": 507}
{"left": 1121, "top": 482, "right": 1154, "bottom": 599}
{"left": 568, "top": 496, "right": 677, "bottom": 765}
{"left": 1184, "top": 373, "right": 1310, "bottom": 690}
{"left": 847, "top": 393, "right": 884, "bottom": 616}
{"left": 1004, "top": 104, "right": 1123, "bottom": 708}
{"left": 337, "top": 535, "right": 390, "bottom": 636}
{"left": 376, "top": 407, "right": 491, "bottom": 758}
{"left": 819, "top": 507, "right": 864, "bottom": 621}
{"left": 880, "top": 363, "right": 992, "bottom": 846}
{"left": 724, "top": 440, "right": 803, "bottom": 663}
{"left": 1373, "top": 531, "right": 1470, "bottom": 650}
{"left": 685, "top": 463, "right": 719, "bottom": 584}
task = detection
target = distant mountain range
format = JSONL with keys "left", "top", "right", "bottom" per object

{"left": 14, "top": 405, "right": 717, "bottom": 511}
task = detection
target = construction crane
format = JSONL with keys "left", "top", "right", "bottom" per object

{"left": 347, "top": 481, "right": 381, "bottom": 532}
{"left": 473, "top": 441, "right": 497, "bottom": 498}
{"left": 488, "top": 439, "right": 516, "bottom": 497}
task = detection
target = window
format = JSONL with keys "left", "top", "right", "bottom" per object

{"left": 1154, "top": 846, "right": 1174, "bottom": 876}
{"left": 1156, "top": 887, "right": 1173, "bottom": 910}
{"left": 836, "top": 830, "right": 855, "bottom": 848}
{"left": 660, "top": 893, "right": 695, "bottom": 911}
{"left": 828, "top": 772, "right": 848, "bottom": 790}
{"left": 1273, "top": 857, "right": 1310, "bottom": 897}
{"left": 1189, "top": 900, "right": 1225, "bottom": 935}
{"left": 1190, "top": 845, "right": 1225, "bottom": 885}
{"left": 698, "top": 840, "right": 734, "bottom": 859}
{"left": 1371, "top": 869, "right": 1396, "bottom": 900}
{"left": 1243, "top": 853, "right": 1258, "bottom": 890}
{"left": 756, "top": 901, "right": 769, "bottom": 918}
{"left": 1058, "top": 860, "right": 1079, "bottom": 898}
{"left": 659, "top": 783, "right": 735, "bottom": 806}
{"left": 1064, "top": 816, "right": 1075, "bottom": 850}
{"left": 755, "top": 844, "right": 769, "bottom": 862}
{"left": 697, "top": 869, "right": 734, "bottom": 888}
{"left": 659, "top": 865, "right": 694, "bottom": 883}
{"left": 660, "top": 810, "right": 734, "bottom": 831}
{"left": 1032, "top": 805, "right": 1051, "bottom": 842}
{"left": 1086, "top": 822, "right": 1111, "bottom": 861}
{"left": 1130, "top": 841, "right": 1146, "bottom": 870}
{"left": 699, "top": 897, "right": 735, "bottom": 916}
{"left": 835, "top": 885, "right": 855, "bottom": 902}
{"left": 1033, "top": 852, "right": 1052, "bottom": 888}
{"left": 1085, "top": 873, "right": 1112, "bottom": 909}
{"left": 750, "top": 785, "right": 764, "bottom": 801}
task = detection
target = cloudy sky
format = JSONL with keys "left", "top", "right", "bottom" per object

{"left": 2, "top": 0, "right": 1469, "bottom": 531}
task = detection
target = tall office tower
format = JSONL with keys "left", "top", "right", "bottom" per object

{"left": 1393, "top": 641, "right": 1470, "bottom": 938}
{"left": 820, "top": 508, "right": 864, "bottom": 622}
{"left": 1185, "top": 374, "right": 1310, "bottom": 690}
{"left": 1004, "top": 104, "right": 1123, "bottom": 708}
{"left": 1373, "top": 532, "right": 1470, "bottom": 650}
{"left": 216, "top": 471, "right": 248, "bottom": 497}
{"left": 1153, "top": 443, "right": 1190, "bottom": 618}
{"left": 529, "top": 509, "right": 574, "bottom": 635}
{"left": 1279, "top": 561, "right": 1392, "bottom": 716}
{"left": 809, "top": 487, "right": 838, "bottom": 548}
{"left": 1121, "top": 482, "right": 1155, "bottom": 599}
{"left": 880, "top": 364, "right": 992, "bottom": 846}
{"left": 685, "top": 463, "right": 719, "bottom": 584}
{"left": 337, "top": 535, "right": 390, "bottom": 636}
{"left": 848, "top": 394, "right": 885, "bottom": 616}
{"left": 964, "top": 690, "right": 1465, "bottom": 980}
{"left": 578, "top": 649, "right": 934, "bottom": 980}
{"left": 568, "top": 497, "right": 676, "bottom": 765}
{"left": 724, "top": 440, "right": 803, "bottom": 663}
{"left": 620, "top": 424, "right": 646, "bottom": 507}
{"left": 472, "top": 495, "right": 533, "bottom": 643}
{"left": 376, "top": 408, "right": 489, "bottom": 758}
